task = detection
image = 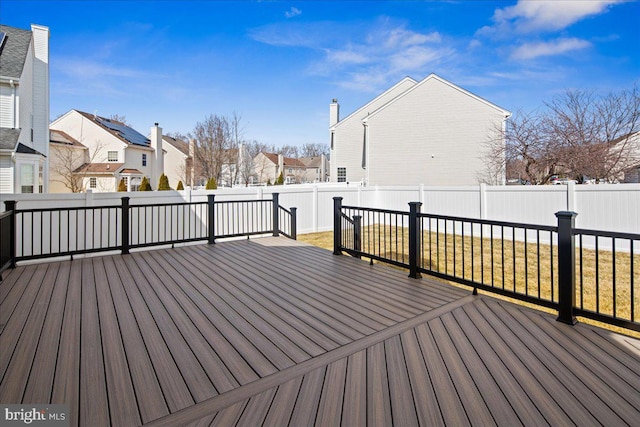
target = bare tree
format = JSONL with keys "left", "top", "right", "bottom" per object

{"left": 300, "top": 143, "right": 329, "bottom": 158}
{"left": 192, "top": 114, "right": 233, "bottom": 183}
{"left": 50, "top": 140, "right": 104, "bottom": 192}
{"left": 545, "top": 87, "right": 640, "bottom": 182}
{"left": 276, "top": 145, "right": 300, "bottom": 158}
{"left": 239, "top": 140, "right": 270, "bottom": 186}
{"left": 482, "top": 85, "right": 639, "bottom": 185}
{"left": 108, "top": 114, "right": 129, "bottom": 125}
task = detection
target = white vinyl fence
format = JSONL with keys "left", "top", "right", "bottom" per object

{"left": 2, "top": 182, "right": 639, "bottom": 236}
{"left": 0, "top": 184, "right": 640, "bottom": 253}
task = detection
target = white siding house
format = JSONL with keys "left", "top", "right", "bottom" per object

{"left": 330, "top": 74, "right": 511, "bottom": 186}
{"left": 0, "top": 24, "right": 49, "bottom": 194}
{"left": 49, "top": 110, "right": 166, "bottom": 192}
{"left": 162, "top": 135, "right": 191, "bottom": 189}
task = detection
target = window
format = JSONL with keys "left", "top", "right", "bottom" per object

{"left": 21, "top": 164, "right": 34, "bottom": 193}
{"left": 108, "top": 151, "right": 118, "bottom": 162}
{"left": 89, "top": 177, "right": 97, "bottom": 189}
{"left": 142, "top": 153, "right": 147, "bottom": 166}
{"left": 337, "top": 167, "right": 346, "bottom": 183}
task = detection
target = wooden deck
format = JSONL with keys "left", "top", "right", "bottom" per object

{"left": 1, "top": 237, "right": 639, "bottom": 426}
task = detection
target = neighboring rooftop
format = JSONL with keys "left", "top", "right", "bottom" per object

{"left": 0, "top": 24, "right": 31, "bottom": 79}
{"left": 262, "top": 152, "right": 307, "bottom": 168}
{"left": 0, "top": 128, "right": 21, "bottom": 150}
{"left": 162, "top": 135, "right": 190, "bottom": 156}
{"left": 50, "top": 129, "right": 85, "bottom": 148}
{"left": 299, "top": 156, "right": 324, "bottom": 168}
{"left": 74, "top": 162, "right": 124, "bottom": 174}
{"left": 76, "top": 110, "right": 151, "bottom": 148}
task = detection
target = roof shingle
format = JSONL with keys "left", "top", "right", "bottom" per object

{"left": 0, "top": 25, "right": 32, "bottom": 79}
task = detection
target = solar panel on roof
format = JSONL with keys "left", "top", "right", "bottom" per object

{"left": 96, "top": 117, "right": 150, "bottom": 147}
{"left": 0, "top": 32, "right": 7, "bottom": 51}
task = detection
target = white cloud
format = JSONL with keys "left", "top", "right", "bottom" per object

{"left": 325, "top": 49, "right": 370, "bottom": 65}
{"left": 285, "top": 6, "right": 301, "bottom": 19}
{"left": 483, "top": 0, "right": 622, "bottom": 34}
{"left": 511, "top": 38, "right": 591, "bottom": 60}
{"left": 251, "top": 19, "right": 452, "bottom": 93}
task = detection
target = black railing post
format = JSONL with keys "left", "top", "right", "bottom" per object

{"left": 272, "top": 193, "right": 280, "bottom": 237}
{"left": 4, "top": 200, "right": 16, "bottom": 269}
{"left": 408, "top": 201, "right": 422, "bottom": 279}
{"left": 556, "top": 211, "right": 577, "bottom": 325}
{"left": 121, "top": 197, "right": 130, "bottom": 254}
{"left": 333, "top": 197, "right": 343, "bottom": 255}
{"left": 207, "top": 194, "right": 216, "bottom": 244}
{"left": 290, "top": 207, "right": 297, "bottom": 240}
{"left": 353, "top": 215, "right": 362, "bottom": 258}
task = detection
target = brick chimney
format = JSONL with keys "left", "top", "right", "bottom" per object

{"left": 149, "top": 123, "right": 163, "bottom": 189}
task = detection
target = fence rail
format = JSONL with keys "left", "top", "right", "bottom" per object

{"left": 0, "top": 193, "right": 296, "bottom": 272}
{"left": 333, "top": 197, "right": 640, "bottom": 332}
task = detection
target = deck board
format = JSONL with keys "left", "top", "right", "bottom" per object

{"left": 1, "top": 237, "right": 639, "bottom": 427}
{"left": 79, "top": 259, "right": 110, "bottom": 426}
{"left": 101, "top": 255, "right": 169, "bottom": 424}
{"left": 22, "top": 262, "right": 70, "bottom": 404}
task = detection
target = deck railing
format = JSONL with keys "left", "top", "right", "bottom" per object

{"left": 0, "top": 193, "right": 296, "bottom": 268}
{"left": 0, "top": 207, "right": 15, "bottom": 275}
{"left": 333, "top": 197, "right": 640, "bottom": 332}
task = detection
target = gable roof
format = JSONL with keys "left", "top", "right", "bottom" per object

{"left": 74, "top": 163, "right": 124, "bottom": 175}
{"left": 162, "top": 135, "right": 189, "bottom": 156}
{"left": 363, "top": 73, "right": 511, "bottom": 123}
{"left": 50, "top": 129, "right": 86, "bottom": 148}
{"left": 330, "top": 76, "right": 418, "bottom": 131}
{"left": 75, "top": 110, "right": 151, "bottom": 148}
{"left": 261, "top": 152, "right": 307, "bottom": 168}
{"left": 299, "top": 156, "right": 323, "bottom": 168}
{"left": 0, "top": 25, "right": 32, "bottom": 79}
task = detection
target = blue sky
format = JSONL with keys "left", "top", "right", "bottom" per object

{"left": 2, "top": 0, "right": 638, "bottom": 147}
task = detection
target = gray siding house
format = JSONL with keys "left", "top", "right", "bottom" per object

{"left": 0, "top": 24, "right": 49, "bottom": 193}
{"left": 329, "top": 74, "right": 511, "bottom": 186}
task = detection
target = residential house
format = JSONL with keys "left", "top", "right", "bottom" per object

{"left": 617, "top": 131, "right": 640, "bottom": 183}
{"left": 329, "top": 73, "right": 511, "bottom": 186}
{"left": 162, "top": 135, "right": 192, "bottom": 189}
{"left": 299, "top": 155, "right": 330, "bottom": 183}
{"left": 48, "top": 129, "right": 88, "bottom": 193}
{"left": 252, "top": 152, "right": 307, "bottom": 185}
{"left": 49, "top": 110, "right": 164, "bottom": 192}
{"left": 219, "top": 145, "right": 250, "bottom": 187}
{"left": 0, "top": 24, "right": 49, "bottom": 194}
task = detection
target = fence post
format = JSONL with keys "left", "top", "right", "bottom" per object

{"left": 121, "top": 197, "right": 130, "bottom": 254}
{"left": 408, "top": 201, "right": 422, "bottom": 279}
{"left": 272, "top": 192, "right": 280, "bottom": 237}
{"left": 207, "top": 194, "right": 216, "bottom": 244}
{"left": 4, "top": 200, "right": 16, "bottom": 269}
{"left": 290, "top": 207, "right": 297, "bottom": 240}
{"left": 353, "top": 215, "right": 362, "bottom": 258}
{"left": 333, "top": 197, "right": 343, "bottom": 255}
{"left": 555, "top": 211, "right": 577, "bottom": 325}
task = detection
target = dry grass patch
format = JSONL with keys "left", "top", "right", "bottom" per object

{"left": 298, "top": 229, "right": 639, "bottom": 339}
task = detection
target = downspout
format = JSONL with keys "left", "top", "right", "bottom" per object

{"left": 362, "top": 119, "right": 369, "bottom": 186}
{"left": 10, "top": 80, "right": 17, "bottom": 128}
